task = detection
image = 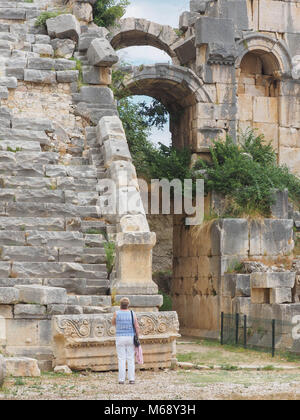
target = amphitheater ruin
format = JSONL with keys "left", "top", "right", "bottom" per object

{"left": 0, "top": 0, "right": 300, "bottom": 381}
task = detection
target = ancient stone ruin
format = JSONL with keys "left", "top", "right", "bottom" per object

{"left": 0, "top": 0, "right": 300, "bottom": 379}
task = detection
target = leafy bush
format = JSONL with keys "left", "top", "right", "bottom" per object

{"left": 117, "top": 95, "right": 192, "bottom": 183}
{"left": 93, "top": 0, "right": 129, "bottom": 28}
{"left": 195, "top": 129, "right": 300, "bottom": 217}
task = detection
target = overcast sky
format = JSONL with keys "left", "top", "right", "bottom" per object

{"left": 117, "top": 0, "right": 190, "bottom": 145}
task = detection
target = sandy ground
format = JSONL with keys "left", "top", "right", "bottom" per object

{"left": 1, "top": 338, "right": 300, "bottom": 400}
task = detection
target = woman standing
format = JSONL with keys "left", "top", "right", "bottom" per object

{"left": 112, "top": 297, "right": 140, "bottom": 384}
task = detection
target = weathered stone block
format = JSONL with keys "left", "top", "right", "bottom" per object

{"left": 15, "top": 285, "right": 67, "bottom": 305}
{"left": 270, "top": 288, "right": 292, "bottom": 304}
{"left": 222, "top": 274, "right": 250, "bottom": 298}
{"left": 103, "top": 139, "right": 132, "bottom": 168}
{"left": 5, "top": 357, "right": 40, "bottom": 377}
{"left": 251, "top": 288, "right": 270, "bottom": 304}
{"left": 96, "top": 116, "right": 126, "bottom": 144}
{"left": 87, "top": 38, "right": 118, "bottom": 67}
{"left": 24, "top": 70, "right": 56, "bottom": 84}
{"left": 46, "top": 14, "right": 81, "bottom": 42}
{"left": 195, "top": 17, "right": 235, "bottom": 46}
{"left": 211, "top": 219, "right": 249, "bottom": 256}
{"left": 0, "top": 288, "right": 19, "bottom": 305}
{"left": 14, "top": 304, "right": 47, "bottom": 319}
{"left": 250, "top": 272, "right": 295, "bottom": 289}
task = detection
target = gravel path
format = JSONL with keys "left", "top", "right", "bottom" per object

{"left": 1, "top": 368, "right": 300, "bottom": 400}
{"left": 1, "top": 339, "right": 300, "bottom": 400}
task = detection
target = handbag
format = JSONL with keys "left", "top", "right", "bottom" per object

{"left": 130, "top": 310, "right": 140, "bottom": 348}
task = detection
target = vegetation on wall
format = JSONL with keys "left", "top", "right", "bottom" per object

{"left": 93, "top": 0, "right": 129, "bottom": 28}
{"left": 194, "top": 129, "right": 300, "bottom": 217}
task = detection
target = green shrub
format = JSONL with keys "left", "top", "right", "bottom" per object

{"left": 93, "top": 0, "right": 129, "bottom": 28}
{"left": 194, "top": 129, "right": 300, "bottom": 217}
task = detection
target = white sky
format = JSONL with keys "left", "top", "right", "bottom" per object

{"left": 117, "top": 0, "right": 190, "bottom": 146}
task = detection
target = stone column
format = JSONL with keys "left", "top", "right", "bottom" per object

{"left": 112, "top": 232, "right": 163, "bottom": 310}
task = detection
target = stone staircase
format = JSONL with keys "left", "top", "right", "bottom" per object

{"left": 0, "top": 110, "right": 114, "bottom": 301}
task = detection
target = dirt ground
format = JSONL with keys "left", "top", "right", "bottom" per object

{"left": 1, "top": 338, "right": 300, "bottom": 400}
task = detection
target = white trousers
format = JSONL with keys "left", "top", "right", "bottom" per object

{"left": 116, "top": 336, "right": 135, "bottom": 382}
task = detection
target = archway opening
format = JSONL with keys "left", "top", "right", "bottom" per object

{"left": 237, "top": 50, "right": 280, "bottom": 154}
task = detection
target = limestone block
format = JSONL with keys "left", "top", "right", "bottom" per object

{"left": 0, "top": 305, "right": 13, "bottom": 319}
{"left": 211, "top": 219, "right": 249, "bottom": 256}
{"left": 24, "top": 70, "right": 56, "bottom": 84}
{"left": 0, "top": 77, "right": 17, "bottom": 89}
{"left": 232, "top": 297, "right": 251, "bottom": 315}
{"left": 14, "top": 304, "right": 47, "bottom": 319}
{"left": 87, "top": 38, "right": 118, "bottom": 67}
{"left": 195, "top": 17, "right": 235, "bottom": 46}
{"left": 253, "top": 122, "right": 278, "bottom": 152}
{"left": 253, "top": 97, "right": 278, "bottom": 124}
{"left": 76, "top": 86, "right": 115, "bottom": 105}
{"left": 0, "top": 355, "right": 5, "bottom": 387}
{"left": 115, "top": 295, "right": 163, "bottom": 308}
{"left": 78, "top": 29, "right": 109, "bottom": 52}
{"left": 5, "top": 357, "right": 40, "bottom": 377}
{"left": 103, "top": 139, "right": 132, "bottom": 168}
{"left": 106, "top": 160, "right": 138, "bottom": 189}
{"left": 54, "top": 365, "right": 72, "bottom": 375}
{"left": 32, "top": 44, "right": 54, "bottom": 57}
{"left": 279, "top": 147, "right": 300, "bottom": 174}
{"left": 270, "top": 288, "right": 292, "bottom": 304}
{"left": 46, "top": 14, "right": 81, "bottom": 42}
{"left": 251, "top": 288, "right": 270, "bottom": 304}
{"left": 5, "top": 319, "right": 40, "bottom": 346}
{"left": 56, "top": 70, "right": 79, "bottom": 83}
{"left": 96, "top": 116, "right": 126, "bottom": 144}
{"left": 51, "top": 38, "right": 75, "bottom": 59}
{"left": 117, "top": 186, "right": 145, "bottom": 217}
{"left": 279, "top": 97, "right": 300, "bottom": 129}
{"left": 237, "top": 94, "right": 253, "bottom": 121}
{"left": 0, "top": 288, "right": 19, "bottom": 305}
{"left": 73, "top": 2, "right": 93, "bottom": 23}
{"left": 15, "top": 285, "right": 68, "bottom": 305}
{"left": 12, "top": 117, "right": 54, "bottom": 132}
{"left": 249, "top": 219, "right": 294, "bottom": 256}
{"left": 54, "top": 59, "right": 76, "bottom": 71}
{"left": 279, "top": 127, "right": 300, "bottom": 149}
{"left": 259, "top": 0, "right": 300, "bottom": 34}
{"left": 250, "top": 272, "right": 295, "bottom": 289}
{"left": 82, "top": 66, "right": 111, "bottom": 85}
{"left": 222, "top": 274, "right": 250, "bottom": 298}
{"left": 270, "top": 189, "right": 289, "bottom": 219}
{"left": 119, "top": 214, "right": 150, "bottom": 233}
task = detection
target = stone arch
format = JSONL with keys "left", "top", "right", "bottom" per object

{"left": 236, "top": 34, "right": 293, "bottom": 76}
{"left": 109, "top": 18, "right": 179, "bottom": 59}
{"left": 119, "top": 63, "right": 212, "bottom": 149}
{"left": 235, "top": 34, "right": 292, "bottom": 157}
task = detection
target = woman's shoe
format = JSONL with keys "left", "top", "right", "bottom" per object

{"left": 119, "top": 381, "right": 125, "bottom": 384}
{"left": 129, "top": 381, "right": 135, "bottom": 385}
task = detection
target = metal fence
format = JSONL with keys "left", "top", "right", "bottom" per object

{"left": 220, "top": 312, "right": 296, "bottom": 357}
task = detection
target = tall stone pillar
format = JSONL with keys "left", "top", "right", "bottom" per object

{"left": 112, "top": 232, "right": 163, "bottom": 311}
